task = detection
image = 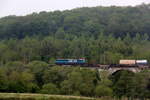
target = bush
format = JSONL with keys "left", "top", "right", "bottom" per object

{"left": 40, "top": 83, "right": 59, "bottom": 94}
{"left": 95, "top": 85, "right": 113, "bottom": 97}
{"left": 27, "top": 83, "right": 40, "bottom": 93}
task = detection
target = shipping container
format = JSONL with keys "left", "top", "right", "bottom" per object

{"left": 136, "top": 60, "right": 148, "bottom": 65}
{"left": 119, "top": 60, "right": 136, "bottom": 65}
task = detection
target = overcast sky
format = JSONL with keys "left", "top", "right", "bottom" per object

{"left": 0, "top": 0, "right": 150, "bottom": 17}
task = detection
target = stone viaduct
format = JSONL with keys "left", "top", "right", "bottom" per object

{"left": 97, "top": 65, "right": 149, "bottom": 74}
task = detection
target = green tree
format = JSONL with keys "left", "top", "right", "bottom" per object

{"left": 95, "top": 85, "right": 113, "bottom": 97}
{"left": 41, "top": 83, "right": 59, "bottom": 94}
{"left": 0, "top": 69, "right": 8, "bottom": 92}
{"left": 111, "top": 70, "right": 136, "bottom": 99}
{"left": 134, "top": 71, "right": 150, "bottom": 99}
{"left": 28, "top": 61, "right": 49, "bottom": 86}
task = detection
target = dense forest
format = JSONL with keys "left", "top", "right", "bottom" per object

{"left": 0, "top": 64, "right": 150, "bottom": 99}
{"left": 0, "top": 3, "right": 150, "bottom": 99}
{"left": 0, "top": 4, "right": 150, "bottom": 64}
{"left": 0, "top": 4, "right": 150, "bottom": 39}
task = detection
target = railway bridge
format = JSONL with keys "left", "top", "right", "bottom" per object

{"left": 97, "top": 65, "right": 149, "bottom": 74}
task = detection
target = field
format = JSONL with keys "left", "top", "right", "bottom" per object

{"left": 0, "top": 93, "right": 98, "bottom": 100}
{"left": 0, "top": 93, "right": 149, "bottom": 100}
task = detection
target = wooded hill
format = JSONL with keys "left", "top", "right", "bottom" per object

{"left": 0, "top": 4, "right": 150, "bottom": 39}
{"left": 0, "top": 4, "right": 150, "bottom": 64}
{"left": 0, "top": 4, "right": 150, "bottom": 99}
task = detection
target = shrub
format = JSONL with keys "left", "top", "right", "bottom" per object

{"left": 40, "top": 83, "right": 59, "bottom": 94}
{"left": 95, "top": 85, "right": 113, "bottom": 97}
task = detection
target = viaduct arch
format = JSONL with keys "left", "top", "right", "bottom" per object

{"left": 98, "top": 67, "right": 141, "bottom": 75}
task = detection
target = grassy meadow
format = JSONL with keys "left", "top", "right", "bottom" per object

{"left": 0, "top": 93, "right": 97, "bottom": 100}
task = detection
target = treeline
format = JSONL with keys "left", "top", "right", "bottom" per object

{"left": 0, "top": 4, "right": 150, "bottom": 64}
{"left": 0, "top": 62, "right": 150, "bottom": 99}
{"left": 0, "top": 3, "right": 150, "bottom": 99}
{"left": 0, "top": 4, "right": 149, "bottom": 64}
{"left": 0, "top": 33, "right": 150, "bottom": 64}
{"left": 0, "top": 4, "right": 150, "bottom": 39}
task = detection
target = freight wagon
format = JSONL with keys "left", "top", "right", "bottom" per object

{"left": 119, "top": 60, "right": 148, "bottom": 65}
{"left": 119, "top": 60, "right": 136, "bottom": 65}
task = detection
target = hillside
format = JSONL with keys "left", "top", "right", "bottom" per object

{"left": 0, "top": 3, "right": 150, "bottom": 100}
{"left": 0, "top": 4, "right": 149, "bottom": 64}
{"left": 0, "top": 4, "right": 150, "bottom": 39}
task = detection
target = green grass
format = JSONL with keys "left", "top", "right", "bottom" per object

{"left": 0, "top": 93, "right": 138, "bottom": 100}
{"left": 0, "top": 93, "right": 96, "bottom": 100}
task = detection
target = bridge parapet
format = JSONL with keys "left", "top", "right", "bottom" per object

{"left": 108, "top": 67, "right": 141, "bottom": 74}
{"left": 91, "top": 65, "right": 149, "bottom": 75}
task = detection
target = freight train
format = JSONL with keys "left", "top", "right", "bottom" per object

{"left": 55, "top": 59, "right": 86, "bottom": 65}
{"left": 55, "top": 58, "right": 149, "bottom": 68}
{"left": 110, "top": 60, "right": 148, "bottom": 67}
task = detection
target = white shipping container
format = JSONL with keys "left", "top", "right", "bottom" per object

{"left": 136, "top": 60, "right": 148, "bottom": 64}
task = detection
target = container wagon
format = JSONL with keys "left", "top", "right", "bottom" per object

{"left": 118, "top": 59, "right": 148, "bottom": 67}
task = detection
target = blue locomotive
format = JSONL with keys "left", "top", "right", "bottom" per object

{"left": 55, "top": 59, "right": 86, "bottom": 65}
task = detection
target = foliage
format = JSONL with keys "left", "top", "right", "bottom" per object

{"left": 0, "top": 4, "right": 150, "bottom": 99}
{"left": 0, "top": 4, "right": 150, "bottom": 39}
{"left": 95, "top": 85, "right": 113, "bottom": 97}
{"left": 0, "top": 61, "right": 149, "bottom": 99}
{"left": 40, "top": 83, "right": 59, "bottom": 94}
{"left": 0, "top": 4, "right": 149, "bottom": 64}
